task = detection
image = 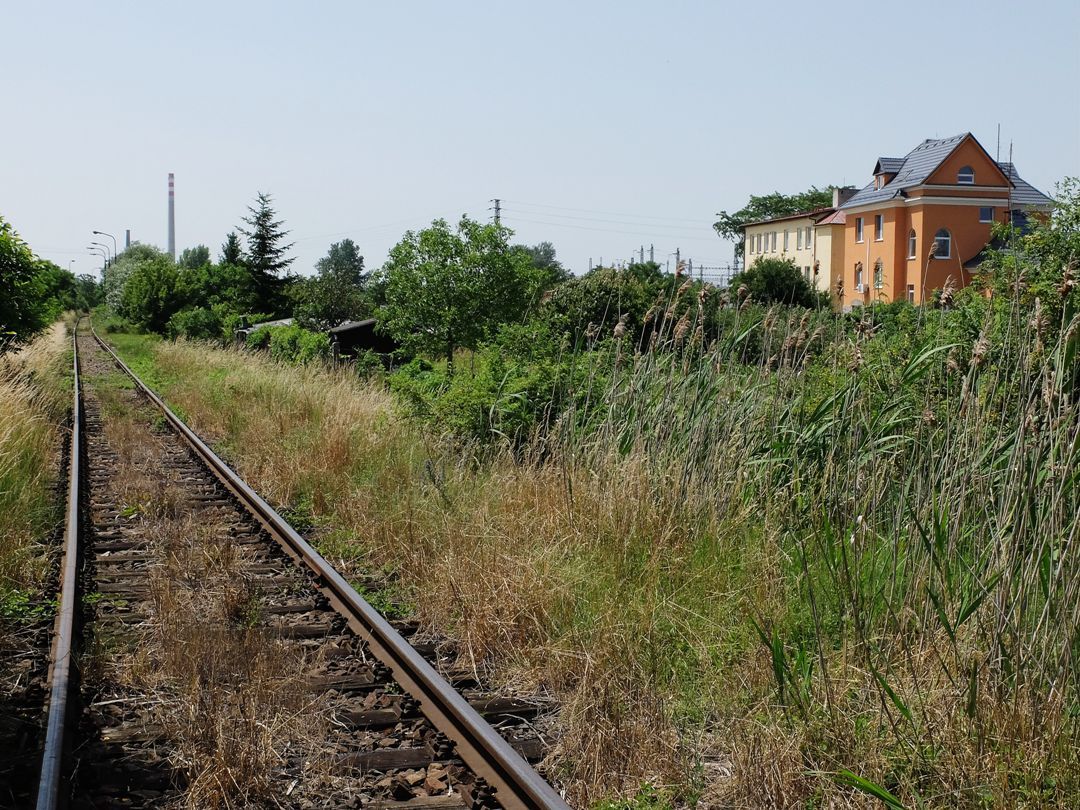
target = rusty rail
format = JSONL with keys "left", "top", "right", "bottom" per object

{"left": 35, "top": 322, "right": 83, "bottom": 810}
{"left": 89, "top": 324, "right": 569, "bottom": 810}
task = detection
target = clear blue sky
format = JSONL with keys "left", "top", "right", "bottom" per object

{"left": 3, "top": 1, "right": 1078, "bottom": 280}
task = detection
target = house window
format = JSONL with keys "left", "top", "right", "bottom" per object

{"left": 979, "top": 206, "right": 994, "bottom": 223}
{"left": 933, "top": 228, "right": 951, "bottom": 259}
{"left": 783, "top": 230, "right": 789, "bottom": 251}
{"left": 805, "top": 226, "right": 812, "bottom": 248}
{"left": 855, "top": 217, "right": 864, "bottom": 243}
{"left": 957, "top": 166, "right": 975, "bottom": 184}
{"left": 854, "top": 262, "right": 864, "bottom": 291}
{"left": 804, "top": 266, "right": 811, "bottom": 281}
{"left": 797, "top": 228, "right": 803, "bottom": 249}
{"left": 873, "top": 259, "right": 883, "bottom": 289}
{"left": 874, "top": 214, "right": 884, "bottom": 241}
{"left": 907, "top": 229, "right": 917, "bottom": 259}
{"left": 771, "top": 232, "right": 777, "bottom": 252}
{"left": 907, "top": 284, "right": 915, "bottom": 302}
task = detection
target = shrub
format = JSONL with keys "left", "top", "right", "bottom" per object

{"left": 167, "top": 307, "right": 223, "bottom": 341}
{"left": 729, "top": 256, "right": 817, "bottom": 308}
{"left": 245, "top": 326, "right": 273, "bottom": 351}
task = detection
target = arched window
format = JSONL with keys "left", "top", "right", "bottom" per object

{"left": 933, "top": 228, "right": 951, "bottom": 259}
{"left": 907, "top": 229, "right": 917, "bottom": 259}
{"left": 957, "top": 165, "right": 975, "bottom": 184}
{"left": 873, "top": 259, "right": 883, "bottom": 289}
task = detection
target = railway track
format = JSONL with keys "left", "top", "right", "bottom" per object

{"left": 32, "top": 321, "right": 569, "bottom": 809}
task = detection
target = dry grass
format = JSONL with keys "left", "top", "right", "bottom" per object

{"left": 0, "top": 321, "right": 70, "bottom": 619}
{"left": 84, "top": 356, "right": 331, "bottom": 809}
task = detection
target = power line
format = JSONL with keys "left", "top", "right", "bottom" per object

{"left": 504, "top": 199, "right": 709, "bottom": 224}
{"left": 500, "top": 207, "right": 712, "bottom": 232}
{"left": 501, "top": 213, "right": 723, "bottom": 243}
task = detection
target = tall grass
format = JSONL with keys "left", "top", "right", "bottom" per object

{"left": 111, "top": 293, "right": 1079, "bottom": 806}
{"left": 0, "top": 321, "right": 70, "bottom": 623}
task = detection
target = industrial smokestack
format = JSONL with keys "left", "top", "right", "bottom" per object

{"left": 167, "top": 173, "right": 176, "bottom": 260}
{"left": 125, "top": 229, "right": 131, "bottom": 249}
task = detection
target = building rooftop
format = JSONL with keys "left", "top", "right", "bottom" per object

{"left": 840, "top": 133, "right": 1052, "bottom": 210}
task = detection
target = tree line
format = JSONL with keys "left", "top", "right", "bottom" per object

{"left": 1, "top": 216, "right": 101, "bottom": 352}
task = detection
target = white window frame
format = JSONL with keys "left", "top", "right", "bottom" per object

{"left": 957, "top": 166, "right": 975, "bottom": 185}
{"left": 933, "top": 229, "right": 952, "bottom": 259}
{"left": 979, "top": 206, "right": 994, "bottom": 223}
{"left": 855, "top": 217, "right": 864, "bottom": 243}
{"left": 907, "top": 284, "right": 915, "bottom": 302}
{"left": 805, "top": 226, "right": 812, "bottom": 248}
{"left": 797, "top": 228, "right": 803, "bottom": 250}
{"left": 907, "top": 229, "right": 917, "bottom": 259}
{"left": 873, "top": 260, "right": 883, "bottom": 289}
{"left": 771, "top": 232, "right": 777, "bottom": 252}
{"left": 855, "top": 264, "right": 864, "bottom": 291}
{"left": 783, "top": 230, "right": 789, "bottom": 251}
{"left": 874, "top": 214, "right": 884, "bottom": 241}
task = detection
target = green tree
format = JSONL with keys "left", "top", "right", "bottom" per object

{"left": 239, "top": 192, "right": 294, "bottom": 314}
{"left": 0, "top": 216, "right": 54, "bottom": 349}
{"left": 119, "top": 255, "right": 181, "bottom": 332}
{"left": 522, "top": 241, "right": 570, "bottom": 286}
{"left": 715, "top": 187, "right": 834, "bottom": 259}
{"left": 377, "top": 217, "right": 533, "bottom": 368}
{"left": 74, "top": 274, "right": 102, "bottom": 311}
{"left": 177, "top": 244, "right": 211, "bottom": 269}
{"left": 296, "top": 238, "right": 368, "bottom": 329}
{"left": 729, "top": 256, "right": 816, "bottom": 308}
{"left": 219, "top": 231, "right": 244, "bottom": 266}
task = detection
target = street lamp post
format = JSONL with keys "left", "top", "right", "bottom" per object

{"left": 92, "top": 230, "right": 118, "bottom": 261}
{"left": 90, "top": 241, "right": 113, "bottom": 267}
{"left": 87, "top": 246, "right": 108, "bottom": 276}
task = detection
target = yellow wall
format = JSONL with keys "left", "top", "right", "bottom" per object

{"left": 743, "top": 216, "right": 820, "bottom": 287}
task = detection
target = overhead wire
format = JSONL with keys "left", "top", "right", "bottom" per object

{"left": 503, "top": 199, "right": 710, "bottom": 224}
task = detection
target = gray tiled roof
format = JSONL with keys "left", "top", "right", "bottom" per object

{"left": 997, "top": 162, "right": 1054, "bottom": 207}
{"left": 840, "top": 133, "right": 1051, "bottom": 211}
{"left": 842, "top": 134, "right": 970, "bottom": 208}
{"left": 875, "top": 157, "right": 904, "bottom": 174}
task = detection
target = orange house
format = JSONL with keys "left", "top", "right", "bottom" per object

{"left": 836, "top": 133, "right": 1052, "bottom": 308}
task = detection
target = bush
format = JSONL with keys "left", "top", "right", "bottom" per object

{"left": 167, "top": 307, "right": 223, "bottom": 341}
{"left": 730, "top": 256, "right": 817, "bottom": 308}
{"left": 246, "top": 326, "right": 273, "bottom": 351}
{"left": 251, "top": 324, "right": 332, "bottom": 365}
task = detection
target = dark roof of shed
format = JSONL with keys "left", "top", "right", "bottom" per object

{"left": 329, "top": 318, "right": 377, "bottom": 334}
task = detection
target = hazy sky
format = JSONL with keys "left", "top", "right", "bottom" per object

{"left": 3, "top": 1, "right": 1078, "bottom": 280}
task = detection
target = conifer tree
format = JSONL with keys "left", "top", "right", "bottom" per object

{"left": 219, "top": 231, "right": 244, "bottom": 266}
{"left": 238, "top": 192, "right": 294, "bottom": 313}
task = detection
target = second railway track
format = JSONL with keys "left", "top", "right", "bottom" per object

{"left": 34, "top": 321, "right": 568, "bottom": 809}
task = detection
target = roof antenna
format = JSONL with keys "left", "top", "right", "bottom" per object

{"left": 996, "top": 123, "right": 1001, "bottom": 162}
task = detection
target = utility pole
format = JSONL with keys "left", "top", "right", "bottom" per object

{"left": 491, "top": 198, "right": 501, "bottom": 225}
{"left": 639, "top": 245, "right": 644, "bottom": 264}
{"left": 675, "top": 248, "right": 681, "bottom": 278}
{"left": 649, "top": 244, "right": 654, "bottom": 263}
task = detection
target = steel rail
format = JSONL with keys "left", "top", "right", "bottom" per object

{"left": 89, "top": 324, "right": 569, "bottom": 810}
{"left": 36, "top": 322, "right": 83, "bottom": 810}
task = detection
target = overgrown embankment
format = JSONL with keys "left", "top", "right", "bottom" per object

{"left": 0, "top": 320, "right": 72, "bottom": 804}
{"left": 105, "top": 265, "right": 1080, "bottom": 808}
{"left": 0, "top": 321, "right": 70, "bottom": 624}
